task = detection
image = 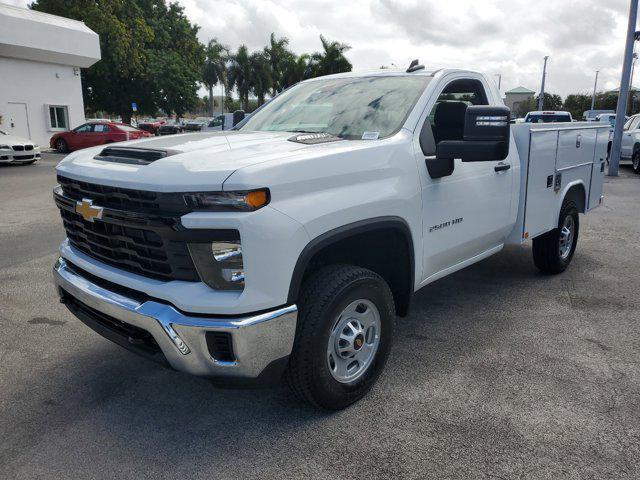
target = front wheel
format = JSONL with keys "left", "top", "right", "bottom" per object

{"left": 633, "top": 151, "right": 640, "bottom": 174}
{"left": 532, "top": 199, "right": 579, "bottom": 274}
{"left": 55, "top": 138, "right": 68, "bottom": 153}
{"left": 286, "top": 265, "right": 395, "bottom": 410}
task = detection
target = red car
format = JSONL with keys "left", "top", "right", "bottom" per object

{"left": 50, "top": 122, "right": 152, "bottom": 153}
{"left": 137, "top": 119, "right": 165, "bottom": 135}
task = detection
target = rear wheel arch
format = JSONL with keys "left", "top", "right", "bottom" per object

{"left": 287, "top": 217, "right": 415, "bottom": 317}
{"left": 561, "top": 182, "right": 586, "bottom": 215}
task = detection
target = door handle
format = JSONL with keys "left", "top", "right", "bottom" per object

{"left": 494, "top": 163, "right": 511, "bottom": 172}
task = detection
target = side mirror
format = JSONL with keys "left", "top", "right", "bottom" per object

{"left": 436, "top": 105, "right": 510, "bottom": 162}
{"left": 232, "top": 110, "right": 245, "bottom": 126}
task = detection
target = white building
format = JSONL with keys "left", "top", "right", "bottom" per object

{"left": 0, "top": 3, "right": 101, "bottom": 147}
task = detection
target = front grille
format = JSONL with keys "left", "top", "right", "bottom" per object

{"left": 12, "top": 145, "right": 25, "bottom": 151}
{"left": 14, "top": 155, "right": 34, "bottom": 160}
{"left": 25, "top": 145, "right": 34, "bottom": 151}
{"left": 58, "top": 175, "right": 169, "bottom": 213}
{"left": 59, "top": 208, "right": 198, "bottom": 281}
{"left": 55, "top": 176, "right": 234, "bottom": 284}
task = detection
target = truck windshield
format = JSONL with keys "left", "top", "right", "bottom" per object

{"left": 239, "top": 76, "right": 430, "bottom": 140}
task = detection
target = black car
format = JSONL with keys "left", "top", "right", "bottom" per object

{"left": 158, "top": 124, "right": 185, "bottom": 136}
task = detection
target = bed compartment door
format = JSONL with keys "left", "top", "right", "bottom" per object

{"left": 524, "top": 130, "right": 559, "bottom": 239}
{"left": 588, "top": 128, "right": 607, "bottom": 210}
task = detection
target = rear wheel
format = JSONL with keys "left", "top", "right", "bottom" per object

{"left": 286, "top": 265, "right": 395, "bottom": 410}
{"left": 532, "top": 199, "right": 579, "bottom": 274}
{"left": 55, "top": 138, "right": 68, "bottom": 153}
{"left": 633, "top": 150, "right": 640, "bottom": 174}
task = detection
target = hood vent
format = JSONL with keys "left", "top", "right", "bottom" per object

{"left": 94, "top": 147, "right": 177, "bottom": 165}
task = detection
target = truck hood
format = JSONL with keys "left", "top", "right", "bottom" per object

{"left": 56, "top": 131, "right": 347, "bottom": 192}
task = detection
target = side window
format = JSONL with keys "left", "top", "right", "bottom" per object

{"left": 209, "top": 116, "right": 224, "bottom": 127}
{"left": 74, "top": 124, "right": 93, "bottom": 133}
{"left": 93, "top": 124, "right": 110, "bottom": 133}
{"left": 630, "top": 116, "right": 640, "bottom": 131}
{"left": 48, "top": 105, "right": 69, "bottom": 130}
{"left": 428, "top": 79, "right": 489, "bottom": 144}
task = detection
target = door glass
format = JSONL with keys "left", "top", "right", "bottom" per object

{"left": 429, "top": 79, "right": 489, "bottom": 143}
{"left": 74, "top": 124, "right": 93, "bottom": 133}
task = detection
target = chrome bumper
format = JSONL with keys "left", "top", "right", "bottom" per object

{"left": 53, "top": 258, "right": 297, "bottom": 381}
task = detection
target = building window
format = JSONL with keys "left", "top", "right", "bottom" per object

{"left": 48, "top": 105, "right": 68, "bottom": 130}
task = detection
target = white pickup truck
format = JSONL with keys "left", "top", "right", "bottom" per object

{"left": 52, "top": 67, "right": 608, "bottom": 409}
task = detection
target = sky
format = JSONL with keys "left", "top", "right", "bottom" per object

{"left": 7, "top": 0, "right": 639, "bottom": 98}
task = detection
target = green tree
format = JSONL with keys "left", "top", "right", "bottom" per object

{"left": 31, "top": 0, "right": 204, "bottom": 123}
{"left": 515, "top": 92, "right": 563, "bottom": 117}
{"left": 309, "top": 35, "right": 352, "bottom": 77}
{"left": 563, "top": 93, "right": 592, "bottom": 120}
{"left": 249, "top": 51, "right": 272, "bottom": 106}
{"left": 538, "top": 93, "right": 563, "bottom": 111}
{"left": 264, "top": 33, "right": 293, "bottom": 96}
{"left": 281, "top": 54, "right": 311, "bottom": 89}
{"left": 227, "top": 45, "right": 252, "bottom": 111}
{"left": 202, "top": 38, "right": 229, "bottom": 116}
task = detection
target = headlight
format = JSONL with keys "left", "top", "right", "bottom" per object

{"left": 183, "top": 189, "right": 269, "bottom": 211}
{"left": 188, "top": 232, "right": 245, "bottom": 290}
{"left": 0, "top": 145, "right": 9, "bottom": 150}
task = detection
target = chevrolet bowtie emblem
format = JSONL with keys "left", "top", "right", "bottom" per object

{"left": 75, "top": 198, "right": 104, "bottom": 222}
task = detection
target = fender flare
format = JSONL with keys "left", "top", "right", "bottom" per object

{"left": 557, "top": 180, "right": 587, "bottom": 223}
{"left": 286, "top": 216, "right": 415, "bottom": 304}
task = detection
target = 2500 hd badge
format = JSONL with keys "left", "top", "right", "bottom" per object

{"left": 429, "top": 217, "right": 463, "bottom": 233}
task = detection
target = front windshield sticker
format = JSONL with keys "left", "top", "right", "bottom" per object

{"left": 361, "top": 131, "right": 380, "bottom": 140}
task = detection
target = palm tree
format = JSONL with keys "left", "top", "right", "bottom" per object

{"left": 264, "top": 33, "right": 293, "bottom": 96}
{"left": 202, "top": 39, "right": 229, "bottom": 116}
{"left": 227, "top": 45, "right": 252, "bottom": 111}
{"left": 250, "top": 51, "right": 272, "bottom": 106}
{"left": 309, "top": 35, "right": 352, "bottom": 77}
{"left": 281, "top": 54, "right": 311, "bottom": 89}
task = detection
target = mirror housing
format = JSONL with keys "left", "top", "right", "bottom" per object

{"left": 437, "top": 105, "right": 510, "bottom": 162}
{"left": 232, "top": 110, "right": 246, "bottom": 126}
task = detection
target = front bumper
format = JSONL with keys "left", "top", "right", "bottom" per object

{"left": 53, "top": 257, "right": 297, "bottom": 383}
{"left": 0, "top": 148, "right": 41, "bottom": 163}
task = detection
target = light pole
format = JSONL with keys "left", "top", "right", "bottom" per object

{"left": 609, "top": 0, "right": 639, "bottom": 176}
{"left": 628, "top": 52, "right": 638, "bottom": 114}
{"left": 591, "top": 70, "right": 599, "bottom": 111}
{"left": 538, "top": 56, "right": 549, "bottom": 111}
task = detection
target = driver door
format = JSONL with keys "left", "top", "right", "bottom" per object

{"left": 413, "top": 76, "right": 515, "bottom": 283}
{"left": 71, "top": 124, "right": 94, "bottom": 149}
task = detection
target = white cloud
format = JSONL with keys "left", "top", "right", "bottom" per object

{"left": 8, "top": 0, "right": 639, "bottom": 97}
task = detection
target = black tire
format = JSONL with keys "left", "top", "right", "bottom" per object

{"left": 55, "top": 138, "right": 68, "bottom": 153}
{"left": 633, "top": 150, "right": 640, "bottom": 174}
{"left": 532, "top": 199, "right": 579, "bottom": 274}
{"left": 286, "top": 265, "right": 395, "bottom": 410}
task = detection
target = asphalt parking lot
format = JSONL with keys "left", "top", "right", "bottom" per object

{"left": 1, "top": 152, "right": 639, "bottom": 479}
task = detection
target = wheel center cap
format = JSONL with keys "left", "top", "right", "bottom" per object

{"left": 354, "top": 334, "right": 365, "bottom": 350}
